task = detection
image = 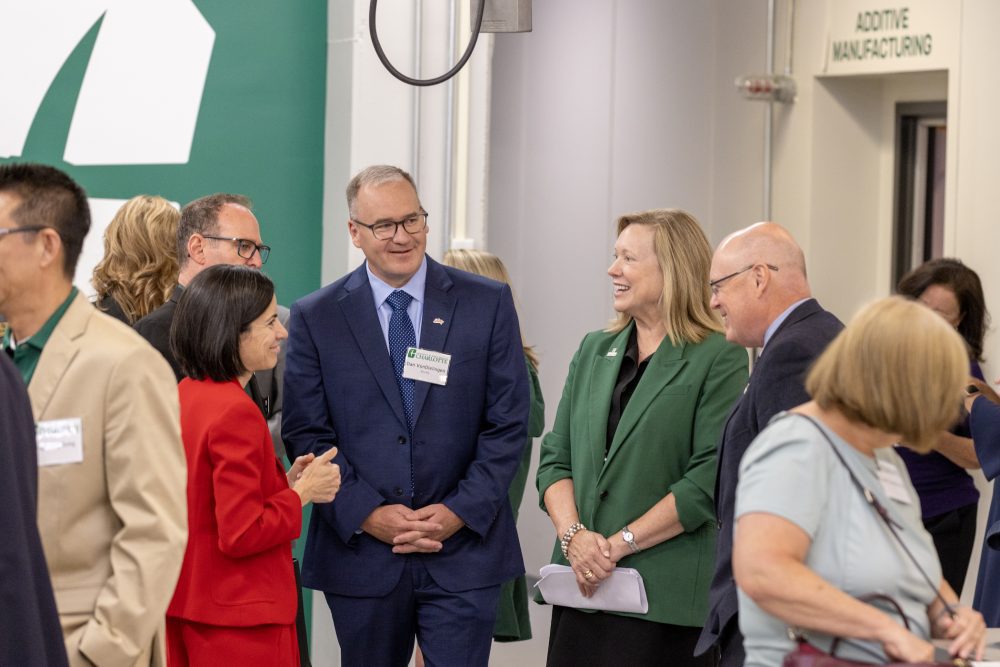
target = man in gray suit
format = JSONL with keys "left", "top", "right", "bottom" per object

{"left": 134, "top": 193, "right": 290, "bottom": 455}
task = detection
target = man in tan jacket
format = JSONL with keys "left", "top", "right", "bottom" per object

{"left": 0, "top": 163, "right": 187, "bottom": 667}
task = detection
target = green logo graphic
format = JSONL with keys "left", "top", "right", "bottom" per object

{"left": 407, "top": 348, "right": 417, "bottom": 358}
{"left": 2, "top": 1, "right": 328, "bottom": 305}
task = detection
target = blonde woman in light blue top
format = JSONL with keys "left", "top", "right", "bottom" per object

{"left": 732, "top": 297, "right": 986, "bottom": 666}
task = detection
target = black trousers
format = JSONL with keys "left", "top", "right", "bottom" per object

{"left": 547, "top": 606, "right": 714, "bottom": 667}
{"left": 924, "top": 502, "right": 978, "bottom": 596}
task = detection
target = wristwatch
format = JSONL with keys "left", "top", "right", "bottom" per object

{"left": 621, "top": 525, "right": 640, "bottom": 553}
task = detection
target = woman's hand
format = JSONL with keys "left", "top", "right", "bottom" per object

{"left": 933, "top": 606, "right": 986, "bottom": 661}
{"left": 287, "top": 453, "right": 315, "bottom": 485}
{"left": 566, "top": 529, "right": 614, "bottom": 597}
{"left": 878, "top": 622, "right": 935, "bottom": 663}
{"left": 292, "top": 447, "right": 341, "bottom": 506}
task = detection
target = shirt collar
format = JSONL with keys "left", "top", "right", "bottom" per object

{"left": 2, "top": 287, "right": 78, "bottom": 352}
{"left": 763, "top": 297, "right": 810, "bottom": 349}
{"left": 366, "top": 256, "right": 428, "bottom": 308}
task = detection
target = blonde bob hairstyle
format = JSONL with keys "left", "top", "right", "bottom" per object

{"left": 443, "top": 248, "right": 539, "bottom": 372}
{"left": 806, "top": 296, "right": 968, "bottom": 453}
{"left": 607, "top": 208, "right": 721, "bottom": 344}
{"left": 92, "top": 195, "right": 180, "bottom": 324}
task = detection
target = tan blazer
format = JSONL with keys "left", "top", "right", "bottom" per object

{"left": 30, "top": 294, "right": 187, "bottom": 667}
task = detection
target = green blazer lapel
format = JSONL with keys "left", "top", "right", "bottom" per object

{"left": 601, "top": 336, "right": 687, "bottom": 475}
{"left": 587, "top": 328, "right": 631, "bottom": 475}
{"left": 28, "top": 294, "right": 88, "bottom": 419}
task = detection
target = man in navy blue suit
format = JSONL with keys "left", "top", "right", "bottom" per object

{"left": 694, "top": 222, "right": 843, "bottom": 667}
{"left": 283, "top": 165, "right": 529, "bottom": 666}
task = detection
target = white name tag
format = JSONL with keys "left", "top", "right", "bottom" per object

{"left": 876, "top": 459, "right": 911, "bottom": 505}
{"left": 36, "top": 418, "right": 84, "bottom": 467}
{"left": 402, "top": 347, "right": 451, "bottom": 386}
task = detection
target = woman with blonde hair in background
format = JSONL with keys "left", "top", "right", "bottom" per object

{"left": 734, "top": 297, "right": 986, "bottom": 665}
{"left": 410, "top": 249, "right": 544, "bottom": 666}
{"left": 443, "top": 248, "right": 543, "bottom": 643}
{"left": 92, "top": 195, "right": 179, "bottom": 324}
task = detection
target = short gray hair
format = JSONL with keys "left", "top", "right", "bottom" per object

{"left": 346, "top": 165, "right": 417, "bottom": 218}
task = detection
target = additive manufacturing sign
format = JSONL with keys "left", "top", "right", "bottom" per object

{"left": 823, "top": 1, "right": 958, "bottom": 76}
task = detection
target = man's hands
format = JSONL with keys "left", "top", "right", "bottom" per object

{"left": 361, "top": 503, "right": 466, "bottom": 554}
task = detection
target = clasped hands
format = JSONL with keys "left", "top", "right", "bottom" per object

{"left": 564, "top": 529, "right": 630, "bottom": 598}
{"left": 362, "top": 503, "right": 465, "bottom": 554}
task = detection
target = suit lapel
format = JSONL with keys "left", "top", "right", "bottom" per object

{"left": 587, "top": 329, "right": 630, "bottom": 476}
{"left": 713, "top": 391, "right": 746, "bottom": 513}
{"left": 412, "top": 260, "right": 455, "bottom": 422}
{"left": 338, "top": 268, "right": 410, "bottom": 431}
{"left": 28, "top": 294, "right": 88, "bottom": 419}
{"left": 600, "top": 335, "right": 687, "bottom": 478}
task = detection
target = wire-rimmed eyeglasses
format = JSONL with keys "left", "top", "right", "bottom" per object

{"left": 709, "top": 264, "right": 779, "bottom": 296}
{"left": 0, "top": 225, "right": 48, "bottom": 240}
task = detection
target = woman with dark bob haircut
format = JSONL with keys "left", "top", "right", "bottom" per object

{"left": 166, "top": 265, "right": 341, "bottom": 666}
{"left": 895, "top": 258, "right": 990, "bottom": 596}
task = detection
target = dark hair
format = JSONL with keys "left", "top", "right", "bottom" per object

{"left": 0, "top": 163, "right": 90, "bottom": 277}
{"left": 170, "top": 265, "right": 274, "bottom": 381}
{"left": 897, "top": 257, "right": 990, "bottom": 361}
{"left": 176, "top": 193, "right": 253, "bottom": 268}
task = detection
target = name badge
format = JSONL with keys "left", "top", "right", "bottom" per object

{"left": 402, "top": 347, "right": 451, "bottom": 386}
{"left": 36, "top": 418, "right": 84, "bottom": 467}
{"left": 876, "top": 459, "right": 911, "bottom": 505}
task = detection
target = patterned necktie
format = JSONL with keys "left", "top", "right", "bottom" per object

{"left": 386, "top": 290, "right": 416, "bottom": 432}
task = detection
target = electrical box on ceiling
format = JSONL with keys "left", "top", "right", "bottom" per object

{"left": 476, "top": 0, "right": 531, "bottom": 33}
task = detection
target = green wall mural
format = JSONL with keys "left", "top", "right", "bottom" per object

{"left": 1, "top": 0, "right": 328, "bottom": 643}
{"left": 1, "top": 0, "right": 328, "bottom": 306}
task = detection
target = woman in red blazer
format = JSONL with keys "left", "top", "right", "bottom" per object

{"left": 167, "top": 265, "right": 340, "bottom": 666}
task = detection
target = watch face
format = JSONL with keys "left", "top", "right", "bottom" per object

{"left": 623, "top": 530, "right": 634, "bottom": 542}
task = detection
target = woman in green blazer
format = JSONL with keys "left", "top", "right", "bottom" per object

{"left": 442, "top": 248, "right": 545, "bottom": 643}
{"left": 537, "top": 209, "right": 748, "bottom": 666}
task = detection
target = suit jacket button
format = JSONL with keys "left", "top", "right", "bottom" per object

{"left": 394, "top": 487, "right": 404, "bottom": 496}
{"left": 599, "top": 490, "right": 609, "bottom": 500}
{"left": 398, "top": 436, "right": 407, "bottom": 444}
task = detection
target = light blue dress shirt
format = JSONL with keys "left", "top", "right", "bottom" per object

{"left": 366, "top": 257, "right": 427, "bottom": 352}
{"left": 762, "top": 297, "right": 810, "bottom": 349}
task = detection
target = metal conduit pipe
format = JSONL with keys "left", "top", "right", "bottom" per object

{"left": 764, "top": 0, "right": 775, "bottom": 221}
{"left": 443, "top": 0, "right": 457, "bottom": 247}
{"left": 411, "top": 0, "right": 422, "bottom": 183}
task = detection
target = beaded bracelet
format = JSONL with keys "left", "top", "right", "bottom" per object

{"left": 560, "top": 522, "right": 586, "bottom": 560}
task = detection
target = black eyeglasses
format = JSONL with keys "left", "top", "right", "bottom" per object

{"left": 202, "top": 235, "right": 270, "bottom": 264}
{"left": 351, "top": 212, "right": 428, "bottom": 240}
{"left": 709, "top": 264, "right": 779, "bottom": 296}
{"left": 0, "top": 225, "right": 48, "bottom": 240}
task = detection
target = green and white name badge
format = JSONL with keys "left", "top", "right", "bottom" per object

{"left": 402, "top": 347, "right": 452, "bottom": 386}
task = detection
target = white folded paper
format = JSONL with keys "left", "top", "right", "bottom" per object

{"left": 534, "top": 564, "right": 648, "bottom": 614}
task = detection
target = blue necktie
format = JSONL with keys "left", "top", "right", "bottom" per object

{"left": 386, "top": 290, "right": 416, "bottom": 432}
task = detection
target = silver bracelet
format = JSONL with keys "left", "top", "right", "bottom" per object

{"left": 560, "top": 522, "right": 586, "bottom": 560}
